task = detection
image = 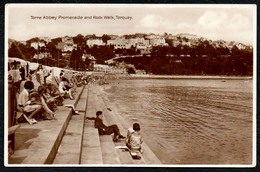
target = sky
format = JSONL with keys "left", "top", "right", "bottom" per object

{"left": 6, "top": 4, "right": 256, "bottom": 45}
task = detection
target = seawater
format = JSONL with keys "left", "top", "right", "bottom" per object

{"left": 101, "top": 79, "right": 253, "bottom": 165}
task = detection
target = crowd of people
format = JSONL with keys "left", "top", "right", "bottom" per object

{"left": 8, "top": 61, "right": 90, "bottom": 125}
{"left": 8, "top": 60, "right": 144, "bottom": 155}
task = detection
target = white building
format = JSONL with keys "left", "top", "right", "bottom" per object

{"left": 93, "top": 64, "right": 111, "bottom": 72}
{"left": 62, "top": 36, "right": 74, "bottom": 44}
{"left": 86, "top": 39, "right": 104, "bottom": 47}
{"left": 31, "top": 41, "right": 46, "bottom": 49}
{"left": 57, "top": 42, "right": 76, "bottom": 52}
{"left": 108, "top": 37, "right": 150, "bottom": 50}
{"left": 150, "top": 38, "right": 167, "bottom": 46}
{"left": 129, "top": 37, "right": 149, "bottom": 46}
{"left": 33, "top": 52, "right": 51, "bottom": 59}
{"left": 57, "top": 36, "right": 77, "bottom": 52}
{"left": 107, "top": 38, "right": 130, "bottom": 49}
{"left": 145, "top": 34, "right": 162, "bottom": 39}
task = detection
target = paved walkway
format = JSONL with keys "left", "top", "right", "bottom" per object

{"left": 7, "top": 84, "right": 161, "bottom": 166}
{"left": 7, "top": 86, "right": 84, "bottom": 165}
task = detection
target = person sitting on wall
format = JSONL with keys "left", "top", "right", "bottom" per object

{"left": 58, "top": 77, "right": 74, "bottom": 100}
{"left": 44, "top": 70, "right": 64, "bottom": 106}
{"left": 17, "top": 81, "right": 42, "bottom": 125}
{"left": 126, "top": 123, "right": 144, "bottom": 153}
{"left": 28, "top": 69, "right": 41, "bottom": 91}
{"left": 86, "top": 111, "right": 126, "bottom": 142}
{"left": 38, "top": 85, "right": 58, "bottom": 120}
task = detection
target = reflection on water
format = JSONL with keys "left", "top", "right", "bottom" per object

{"left": 102, "top": 79, "right": 253, "bottom": 165}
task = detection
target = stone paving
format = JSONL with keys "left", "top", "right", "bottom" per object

{"left": 7, "top": 84, "right": 161, "bottom": 166}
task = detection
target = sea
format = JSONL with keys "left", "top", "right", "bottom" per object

{"left": 100, "top": 78, "right": 253, "bottom": 165}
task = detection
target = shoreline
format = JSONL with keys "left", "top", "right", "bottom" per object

{"left": 104, "top": 74, "right": 253, "bottom": 80}
{"left": 98, "top": 79, "right": 253, "bottom": 164}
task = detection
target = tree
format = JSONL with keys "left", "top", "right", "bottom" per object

{"left": 73, "top": 34, "right": 85, "bottom": 45}
{"left": 8, "top": 42, "right": 35, "bottom": 61}
{"left": 51, "top": 37, "right": 62, "bottom": 45}
{"left": 127, "top": 67, "right": 136, "bottom": 74}
{"left": 101, "top": 34, "right": 111, "bottom": 44}
{"left": 165, "top": 38, "right": 173, "bottom": 47}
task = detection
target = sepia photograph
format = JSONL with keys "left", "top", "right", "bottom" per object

{"left": 4, "top": 4, "right": 256, "bottom": 167}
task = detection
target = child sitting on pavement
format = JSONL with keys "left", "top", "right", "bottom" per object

{"left": 126, "top": 123, "right": 143, "bottom": 153}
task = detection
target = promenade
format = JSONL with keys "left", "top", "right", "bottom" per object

{"left": 7, "top": 83, "right": 161, "bottom": 166}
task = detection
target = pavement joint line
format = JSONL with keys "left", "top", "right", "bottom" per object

{"left": 7, "top": 86, "right": 85, "bottom": 165}
{"left": 53, "top": 85, "right": 88, "bottom": 164}
{"left": 8, "top": 84, "right": 162, "bottom": 165}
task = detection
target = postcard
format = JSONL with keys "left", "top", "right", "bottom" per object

{"left": 4, "top": 4, "right": 256, "bottom": 168}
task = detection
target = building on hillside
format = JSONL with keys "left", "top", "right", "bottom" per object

{"left": 181, "top": 41, "right": 191, "bottom": 46}
{"left": 82, "top": 54, "right": 96, "bottom": 62}
{"left": 57, "top": 42, "right": 76, "bottom": 52}
{"left": 39, "top": 37, "right": 52, "bottom": 43}
{"left": 235, "top": 43, "right": 247, "bottom": 49}
{"left": 107, "top": 37, "right": 130, "bottom": 49}
{"left": 176, "top": 33, "right": 197, "bottom": 40}
{"left": 108, "top": 37, "right": 150, "bottom": 50}
{"left": 172, "top": 39, "right": 181, "bottom": 47}
{"left": 57, "top": 36, "right": 77, "bottom": 52}
{"left": 62, "top": 36, "right": 74, "bottom": 44}
{"left": 86, "top": 39, "right": 104, "bottom": 47}
{"left": 145, "top": 34, "right": 162, "bottom": 39}
{"left": 129, "top": 37, "right": 149, "bottom": 46}
{"left": 150, "top": 38, "right": 168, "bottom": 46}
{"left": 20, "top": 41, "right": 27, "bottom": 45}
{"left": 31, "top": 41, "right": 46, "bottom": 49}
{"left": 33, "top": 52, "right": 51, "bottom": 59}
{"left": 93, "top": 64, "right": 112, "bottom": 72}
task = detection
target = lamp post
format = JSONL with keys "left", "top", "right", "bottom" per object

{"left": 82, "top": 54, "right": 86, "bottom": 71}
{"left": 57, "top": 42, "right": 63, "bottom": 68}
{"left": 37, "top": 42, "right": 39, "bottom": 64}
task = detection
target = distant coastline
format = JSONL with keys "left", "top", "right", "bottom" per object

{"left": 126, "top": 74, "right": 253, "bottom": 80}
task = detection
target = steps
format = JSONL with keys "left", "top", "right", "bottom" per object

{"left": 95, "top": 87, "right": 162, "bottom": 165}
{"left": 91, "top": 88, "right": 121, "bottom": 164}
{"left": 8, "top": 84, "right": 162, "bottom": 165}
{"left": 55, "top": 84, "right": 162, "bottom": 165}
{"left": 52, "top": 86, "right": 88, "bottom": 164}
{"left": 8, "top": 86, "right": 84, "bottom": 165}
{"left": 94, "top": 88, "right": 138, "bottom": 164}
{"left": 80, "top": 85, "right": 103, "bottom": 164}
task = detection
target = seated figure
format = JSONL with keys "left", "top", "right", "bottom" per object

{"left": 17, "top": 81, "right": 42, "bottom": 125}
{"left": 58, "top": 77, "right": 74, "bottom": 99}
{"left": 86, "top": 111, "right": 126, "bottom": 142}
{"left": 38, "top": 85, "right": 58, "bottom": 120}
{"left": 126, "top": 123, "right": 144, "bottom": 153}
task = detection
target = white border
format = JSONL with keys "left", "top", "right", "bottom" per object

{"left": 4, "top": 3, "right": 257, "bottom": 168}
